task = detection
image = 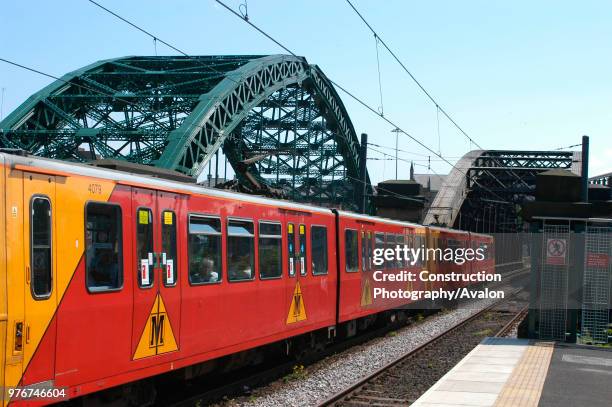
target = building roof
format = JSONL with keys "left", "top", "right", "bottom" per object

{"left": 413, "top": 173, "right": 446, "bottom": 191}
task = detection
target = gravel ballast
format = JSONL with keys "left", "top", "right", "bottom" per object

{"left": 221, "top": 281, "right": 527, "bottom": 407}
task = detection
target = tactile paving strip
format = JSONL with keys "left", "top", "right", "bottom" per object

{"left": 493, "top": 341, "right": 554, "bottom": 407}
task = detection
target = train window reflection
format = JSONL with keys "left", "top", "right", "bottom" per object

{"left": 86, "top": 203, "right": 123, "bottom": 292}
{"left": 361, "top": 231, "right": 367, "bottom": 272}
{"left": 385, "top": 233, "right": 395, "bottom": 269}
{"left": 299, "top": 224, "right": 307, "bottom": 276}
{"left": 287, "top": 223, "right": 296, "bottom": 277}
{"left": 259, "top": 222, "right": 282, "bottom": 279}
{"left": 31, "top": 197, "right": 52, "bottom": 298}
{"left": 397, "top": 234, "right": 406, "bottom": 267}
{"left": 228, "top": 219, "right": 255, "bottom": 282}
{"left": 188, "top": 215, "right": 222, "bottom": 284}
{"left": 311, "top": 226, "right": 328, "bottom": 275}
{"left": 136, "top": 208, "right": 154, "bottom": 288}
{"left": 345, "top": 229, "right": 358, "bottom": 272}
{"left": 162, "top": 211, "right": 177, "bottom": 286}
{"left": 367, "top": 232, "right": 374, "bottom": 271}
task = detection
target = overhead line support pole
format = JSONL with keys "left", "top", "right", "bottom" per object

{"left": 359, "top": 133, "right": 368, "bottom": 213}
{"left": 581, "top": 135, "right": 589, "bottom": 202}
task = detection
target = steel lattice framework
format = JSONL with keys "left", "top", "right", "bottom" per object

{"left": 0, "top": 55, "right": 371, "bottom": 210}
{"left": 425, "top": 150, "right": 582, "bottom": 233}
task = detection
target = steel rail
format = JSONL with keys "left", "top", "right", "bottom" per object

{"left": 168, "top": 267, "right": 529, "bottom": 406}
{"left": 495, "top": 305, "right": 529, "bottom": 338}
{"left": 317, "top": 287, "right": 525, "bottom": 406}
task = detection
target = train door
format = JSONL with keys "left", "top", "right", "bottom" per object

{"left": 131, "top": 188, "right": 182, "bottom": 360}
{"left": 285, "top": 212, "right": 308, "bottom": 325}
{"left": 22, "top": 172, "right": 57, "bottom": 385}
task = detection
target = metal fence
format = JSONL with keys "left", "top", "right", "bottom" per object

{"left": 580, "top": 225, "right": 612, "bottom": 344}
{"left": 539, "top": 222, "right": 570, "bottom": 341}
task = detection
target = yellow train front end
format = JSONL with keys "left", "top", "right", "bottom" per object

{"left": 0, "top": 152, "right": 108, "bottom": 406}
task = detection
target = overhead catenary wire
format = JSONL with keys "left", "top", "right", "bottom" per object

{"left": 344, "top": 0, "right": 483, "bottom": 150}
{"left": 87, "top": 0, "right": 341, "bottom": 179}
{"left": 374, "top": 34, "right": 384, "bottom": 116}
{"left": 4, "top": 0, "right": 509, "bottom": 206}
{"left": 213, "top": 0, "right": 454, "bottom": 168}
{"left": 436, "top": 105, "right": 441, "bottom": 155}
{"left": 343, "top": 0, "right": 532, "bottom": 193}
{"left": 345, "top": 174, "right": 426, "bottom": 203}
{"left": 213, "top": 0, "right": 511, "bottom": 204}
{"left": 1, "top": 2, "right": 292, "bottom": 167}
{"left": 0, "top": 57, "right": 170, "bottom": 130}
{"left": 213, "top": 0, "right": 455, "bottom": 170}
{"left": 555, "top": 143, "right": 582, "bottom": 150}
{"left": 0, "top": 58, "right": 424, "bottom": 205}
{"left": 368, "top": 141, "right": 463, "bottom": 160}
{"left": 0, "top": 57, "right": 228, "bottom": 157}
{"left": 367, "top": 145, "right": 445, "bottom": 180}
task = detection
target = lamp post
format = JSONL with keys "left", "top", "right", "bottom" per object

{"left": 391, "top": 128, "right": 401, "bottom": 179}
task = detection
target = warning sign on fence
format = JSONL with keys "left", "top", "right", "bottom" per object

{"left": 546, "top": 238, "right": 567, "bottom": 265}
{"left": 586, "top": 252, "right": 609, "bottom": 268}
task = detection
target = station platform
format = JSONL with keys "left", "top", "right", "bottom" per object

{"left": 411, "top": 337, "right": 612, "bottom": 406}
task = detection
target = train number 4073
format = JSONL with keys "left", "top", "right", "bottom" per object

{"left": 88, "top": 183, "right": 102, "bottom": 194}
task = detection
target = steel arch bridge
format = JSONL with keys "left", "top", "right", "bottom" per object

{"left": 0, "top": 55, "right": 372, "bottom": 210}
{"left": 424, "top": 150, "right": 582, "bottom": 233}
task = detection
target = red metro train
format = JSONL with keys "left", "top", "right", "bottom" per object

{"left": 0, "top": 153, "right": 494, "bottom": 406}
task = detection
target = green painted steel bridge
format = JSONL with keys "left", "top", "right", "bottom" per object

{"left": 0, "top": 55, "right": 372, "bottom": 210}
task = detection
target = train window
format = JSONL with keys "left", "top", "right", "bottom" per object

{"left": 287, "top": 223, "right": 296, "bottom": 277}
{"left": 397, "top": 234, "right": 405, "bottom": 267}
{"left": 385, "top": 233, "right": 395, "bottom": 269}
{"left": 162, "top": 211, "right": 177, "bottom": 286}
{"left": 227, "top": 219, "right": 255, "bottom": 281}
{"left": 31, "top": 197, "right": 52, "bottom": 299}
{"left": 480, "top": 243, "right": 490, "bottom": 260}
{"left": 136, "top": 208, "right": 154, "bottom": 288}
{"left": 311, "top": 226, "right": 328, "bottom": 275}
{"left": 85, "top": 202, "right": 123, "bottom": 292}
{"left": 447, "top": 239, "right": 462, "bottom": 263}
{"left": 345, "top": 229, "right": 359, "bottom": 272}
{"left": 367, "top": 232, "right": 373, "bottom": 271}
{"left": 414, "top": 234, "right": 424, "bottom": 267}
{"left": 361, "top": 231, "right": 367, "bottom": 272}
{"left": 259, "top": 222, "right": 282, "bottom": 279}
{"left": 404, "top": 233, "right": 412, "bottom": 267}
{"left": 188, "top": 215, "right": 222, "bottom": 284}
{"left": 299, "top": 224, "right": 307, "bottom": 276}
{"left": 375, "top": 232, "right": 385, "bottom": 250}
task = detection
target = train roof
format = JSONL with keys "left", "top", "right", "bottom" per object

{"left": 0, "top": 152, "right": 492, "bottom": 239}
{"left": 335, "top": 210, "right": 425, "bottom": 229}
{"left": 426, "top": 224, "right": 470, "bottom": 235}
{"left": 0, "top": 152, "right": 334, "bottom": 215}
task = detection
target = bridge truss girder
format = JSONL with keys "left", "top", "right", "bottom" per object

{"left": 425, "top": 150, "right": 582, "bottom": 233}
{"left": 0, "top": 55, "right": 372, "bottom": 211}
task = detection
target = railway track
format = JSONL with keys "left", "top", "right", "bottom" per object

{"left": 495, "top": 304, "right": 528, "bottom": 337}
{"left": 164, "top": 268, "right": 530, "bottom": 407}
{"left": 318, "top": 289, "right": 529, "bottom": 407}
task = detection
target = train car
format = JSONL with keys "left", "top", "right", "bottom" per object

{"left": 469, "top": 231, "right": 496, "bottom": 276}
{"left": 426, "top": 226, "right": 471, "bottom": 290}
{"left": 0, "top": 152, "right": 339, "bottom": 406}
{"left": 0, "top": 151, "right": 495, "bottom": 406}
{"left": 335, "top": 211, "right": 425, "bottom": 328}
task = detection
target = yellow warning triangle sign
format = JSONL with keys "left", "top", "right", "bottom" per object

{"left": 286, "top": 281, "right": 307, "bottom": 324}
{"left": 361, "top": 277, "right": 373, "bottom": 306}
{"left": 133, "top": 294, "right": 178, "bottom": 360}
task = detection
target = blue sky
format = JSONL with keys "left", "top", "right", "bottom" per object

{"left": 1, "top": 0, "right": 611, "bottom": 183}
